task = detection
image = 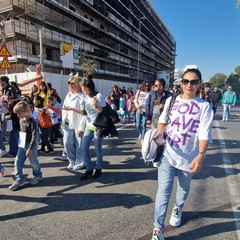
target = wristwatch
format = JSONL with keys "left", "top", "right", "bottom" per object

{"left": 198, "top": 152, "right": 206, "bottom": 160}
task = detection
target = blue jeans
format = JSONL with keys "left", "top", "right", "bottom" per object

{"left": 82, "top": 128, "right": 103, "bottom": 171}
{"left": 135, "top": 111, "right": 147, "bottom": 139}
{"left": 123, "top": 109, "right": 131, "bottom": 122}
{"left": 63, "top": 125, "right": 84, "bottom": 166}
{"left": 222, "top": 104, "right": 232, "bottom": 120}
{"left": 15, "top": 143, "right": 42, "bottom": 181}
{"left": 9, "top": 130, "right": 19, "bottom": 156}
{"left": 154, "top": 157, "right": 192, "bottom": 229}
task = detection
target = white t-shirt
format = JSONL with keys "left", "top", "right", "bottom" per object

{"left": 134, "top": 90, "right": 150, "bottom": 112}
{"left": 84, "top": 92, "right": 106, "bottom": 129}
{"left": 159, "top": 95, "right": 213, "bottom": 172}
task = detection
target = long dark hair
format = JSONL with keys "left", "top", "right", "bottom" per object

{"left": 140, "top": 81, "right": 151, "bottom": 91}
{"left": 81, "top": 75, "right": 98, "bottom": 97}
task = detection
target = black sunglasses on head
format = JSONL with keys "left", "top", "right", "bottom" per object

{"left": 182, "top": 79, "right": 200, "bottom": 86}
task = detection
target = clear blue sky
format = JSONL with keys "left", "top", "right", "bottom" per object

{"left": 150, "top": 0, "right": 240, "bottom": 80}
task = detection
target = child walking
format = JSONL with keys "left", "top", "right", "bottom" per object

{"left": 9, "top": 101, "right": 43, "bottom": 191}
{"left": 123, "top": 93, "right": 132, "bottom": 123}
{"left": 33, "top": 95, "right": 54, "bottom": 154}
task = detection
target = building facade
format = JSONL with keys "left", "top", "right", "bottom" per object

{"left": 0, "top": 0, "right": 176, "bottom": 85}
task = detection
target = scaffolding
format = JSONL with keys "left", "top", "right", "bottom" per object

{"left": 0, "top": 0, "right": 176, "bottom": 83}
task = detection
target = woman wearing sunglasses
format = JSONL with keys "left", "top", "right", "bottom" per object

{"left": 61, "top": 76, "right": 86, "bottom": 170}
{"left": 151, "top": 69, "right": 213, "bottom": 240}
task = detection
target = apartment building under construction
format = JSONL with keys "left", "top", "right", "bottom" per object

{"left": 0, "top": 0, "right": 176, "bottom": 85}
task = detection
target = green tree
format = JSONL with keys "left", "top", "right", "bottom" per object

{"left": 209, "top": 73, "right": 227, "bottom": 88}
{"left": 235, "top": 65, "right": 240, "bottom": 75}
{"left": 227, "top": 73, "right": 240, "bottom": 92}
{"left": 79, "top": 55, "right": 96, "bottom": 77}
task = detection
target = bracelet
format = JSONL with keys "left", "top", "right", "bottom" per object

{"left": 198, "top": 152, "right": 206, "bottom": 160}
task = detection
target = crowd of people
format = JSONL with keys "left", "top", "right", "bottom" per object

{"left": 0, "top": 70, "right": 238, "bottom": 239}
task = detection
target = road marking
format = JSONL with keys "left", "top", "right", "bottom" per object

{"left": 116, "top": 123, "right": 133, "bottom": 131}
{"left": 215, "top": 120, "right": 240, "bottom": 239}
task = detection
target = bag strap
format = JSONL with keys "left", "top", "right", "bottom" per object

{"left": 165, "top": 95, "right": 177, "bottom": 124}
{"left": 136, "top": 90, "right": 141, "bottom": 104}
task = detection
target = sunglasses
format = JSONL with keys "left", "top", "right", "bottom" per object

{"left": 68, "top": 82, "right": 75, "bottom": 85}
{"left": 145, "top": 85, "right": 149, "bottom": 87}
{"left": 182, "top": 79, "right": 200, "bottom": 86}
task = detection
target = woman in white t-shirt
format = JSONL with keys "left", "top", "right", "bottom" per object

{"left": 151, "top": 69, "right": 214, "bottom": 240}
{"left": 134, "top": 81, "right": 151, "bottom": 141}
{"left": 80, "top": 76, "right": 106, "bottom": 180}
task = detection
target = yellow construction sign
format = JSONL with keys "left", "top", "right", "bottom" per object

{"left": 0, "top": 57, "right": 13, "bottom": 69}
{"left": 0, "top": 44, "right": 12, "bottom": 57}
{"left": 61, "top": 42, "right": 73, "bottom": 56}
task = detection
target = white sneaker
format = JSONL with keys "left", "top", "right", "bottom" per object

{"left": 67, "top": 163, "right": 74, "bottom": 169}
{"left": 152, "top": 228, "right": 164, "bottom": 240}
{"left": 73, "top": 164, "right": 85, "bottom": 170}
{"left": 58, "top": 154, "right": 67, "bottom": 160}
{"left": 138, "top": 134, "right": 142, "bottom": 140}
{"left": 169, "top": 206, "right": 182, "bottom": 227}
{"left": 9, "top": 179, "right": 27, "bottom": 191}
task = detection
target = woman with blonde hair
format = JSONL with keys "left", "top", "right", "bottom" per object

{"left": 61, "top": 76, "right": 86, "bottom": 170}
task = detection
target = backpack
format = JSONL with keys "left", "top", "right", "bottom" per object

{"left": 38, "top": 109, "right": 53, "bottom": 128}
{"left": 141, "top": 128, "right": 166, "bottom": 165}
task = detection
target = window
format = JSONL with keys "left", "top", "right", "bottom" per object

{"left": 46, "top": 47, "right": 53, "bottom": 61}
{"left": 32, "top": 44, "right": 37, "bottom": 55}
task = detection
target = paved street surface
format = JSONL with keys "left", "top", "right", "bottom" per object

{"left": 0, "top": 104, "right": 240, "bottom": 240}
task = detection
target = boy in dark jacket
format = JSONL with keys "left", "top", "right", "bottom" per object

{"left": 9, "top": 101, "right": 42, "bottom": 191}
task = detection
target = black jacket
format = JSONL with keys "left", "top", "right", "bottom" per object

{"left": 93, "top": 106, "right": 118, "bottom": 137}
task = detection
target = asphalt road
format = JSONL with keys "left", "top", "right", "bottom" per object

{"left": 0, "top": 104, "right": 239, "bottom": 240}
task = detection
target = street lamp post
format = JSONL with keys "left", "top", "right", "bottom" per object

{"left": 136, "top": 16, "right": 145, "bottom": 89}
{"left": 39, "top": 29, "right": 44, "bottom": 73}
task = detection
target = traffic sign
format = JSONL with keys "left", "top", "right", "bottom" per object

{"left": 0, "top": 57, "right": 13, "bottom": 69}
{"left": 0, "top": 45, "right": 12, "bottom": 57}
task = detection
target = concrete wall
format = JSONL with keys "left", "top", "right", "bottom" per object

{"left": 4, "top": 72, "right": 137, "bottom": 102}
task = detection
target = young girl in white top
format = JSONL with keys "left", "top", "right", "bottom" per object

{"left": 134, "top": 81, "right": 151, "bottom": 141}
